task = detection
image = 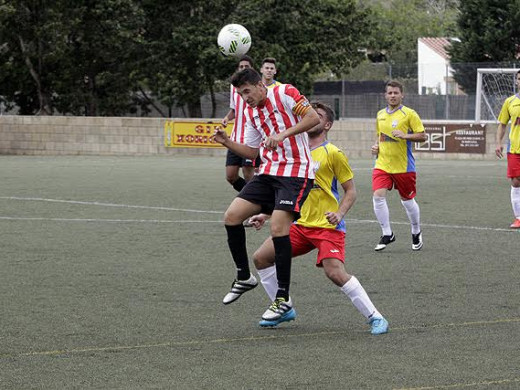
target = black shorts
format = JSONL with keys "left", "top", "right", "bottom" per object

{"left": 226, "top": 150, "right": 261, "bottom": 168}
{"left": 237, "top": 174, "right": 313, "bottom": 220}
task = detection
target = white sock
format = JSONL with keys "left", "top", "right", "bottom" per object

{"left": 373, "top": 196, "right": 392, "bottom": 236}
{"left": 511, "top": 186, "right": 520, "bottom": 219}
{"left": 401, "top": 198, "right": 421, "bottom": 235}
{"left": 257, "top": 266, "right": 277, "bottom": 302}
{"left": 340, "top": 276, "right": 381, "bottom": 319}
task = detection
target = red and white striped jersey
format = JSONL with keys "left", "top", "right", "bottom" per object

{"left": 244, "top": 84, "right": 315, "bottom": 179}
{"left": 229, "top": 85, "right": 247, "bottom": 143}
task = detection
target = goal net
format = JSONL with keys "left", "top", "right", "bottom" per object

{"left": 475, "top": 68, "right": 519, "bottom": 122}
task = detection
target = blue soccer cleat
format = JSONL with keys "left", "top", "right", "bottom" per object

{"left": 259, "top": 297, "right": 296, "bottom": 327}
{"left": 368, "top": 316, "right": 389, "bottom": 335}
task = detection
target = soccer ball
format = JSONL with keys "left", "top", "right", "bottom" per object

{"left": 217, "top": 24, "right": 252, "bottom": 57}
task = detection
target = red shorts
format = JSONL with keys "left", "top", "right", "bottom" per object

{"left": 290, "top": 224, "right": 345, "bottom": 267}
{"left": 507, "top": 153, "right": 520, "bottom": 178}
{"left": 372, "top": 169, "right": 417, "bottom": 200}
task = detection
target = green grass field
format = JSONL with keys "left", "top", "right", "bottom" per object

{"left": 0, "top": 155, "right": 519, "bottom": 389}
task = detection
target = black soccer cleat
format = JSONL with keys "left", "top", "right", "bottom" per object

{"left": 374, "top": 233, "right": 396, "bottom": 251}
{"left": 412, "top": 231, "right": 423, "bottom": 251}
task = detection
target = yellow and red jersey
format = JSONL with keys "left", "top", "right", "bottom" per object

{"left": 375, "top": 105, "right": 424, "bottom": 174}
{"left": 296, "top": 141, "right": 354, "bottom": 233}
{"left": 498, "top": 94, "right": 520, "bottom": 154}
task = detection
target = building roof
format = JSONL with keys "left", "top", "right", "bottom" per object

{"left": 419, "top": 37, "right": 452, "bottom": 59}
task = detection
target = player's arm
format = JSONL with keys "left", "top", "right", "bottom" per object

{"left": 213, "top": 129, "right": 259, "bottom": 160}
{"left": 371, "top": 120, "right": 380, "bottom": 156}
{"left": 392, "top": 113, "right": 427, "bottom": 142}
{"left": 392, "top": 131, "right": 427, "bottom": 142}
{"left": 325, "top": 179, "right": 356, "bottom": 226}
{"left": 221, "top": 109, "right": 235, "bottom": 127}
{"left": 264, "top": 102, "right": 320, "bottom": 150}
{"left": 496, "top": 122, "right": 507, "bottom": 158}
{"left": 496, "top": 101, "right": 510, "bottom": 159}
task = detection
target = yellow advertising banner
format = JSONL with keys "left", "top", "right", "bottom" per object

{"left": 164, "top": 120, "right": 232, "bottom": 148}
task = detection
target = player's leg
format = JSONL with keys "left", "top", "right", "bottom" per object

{"left": 222, "top": 197, "right": 262, "bottom": 304}
{"left": 511, "top": 176, "right": 520, "bottom": 228}
{"left": 252, "top": 236, "right": 277, "bottom": 302}
{"left": 321, "top": 258, "right": 388, "bottom": 334}
{"left": 225, "top": 150, "right": 246, "bottom": 192}
{"left": 395, "top": 172, "right": 422, "bottom": 250}
{"left": 372, "top": 169, "right": 395, "bottom": 251}
{"left": 507, "top": 153, "right": 520, "bottom": 228}
{"left": 253, "top": 224, "right": 313, "bottom": 303}
{"left": 260, "top": 176, "right": 312, "bottom": 325}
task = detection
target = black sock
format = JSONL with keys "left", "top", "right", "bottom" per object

{"left": 273, "top": 235, "right": 292, "bottom": 300}
{"left": 232, "top": 177, "right": 246, "bottom": 192}
{"left": 225, "top": 224, "right": 250, "bottom": 280}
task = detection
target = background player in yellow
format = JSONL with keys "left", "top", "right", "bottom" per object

{"left": 496, "top": 70, "right": 520, "bottom": 229}
{"left": 371, "top": 80, "right": 427, "bottom": 251}
{"left": 249, "top": 102, "right": 389, "bottom": 334}
{"left": 260, "top": 57, "right": 281, "bottom": 89}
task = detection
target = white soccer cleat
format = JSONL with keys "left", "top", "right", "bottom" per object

{"left": 222, "top": 274, "right": 258, "bottom": 304}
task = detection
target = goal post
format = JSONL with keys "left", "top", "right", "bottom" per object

{"left": 475, "top": 68, "right": 519, "bottom": 122}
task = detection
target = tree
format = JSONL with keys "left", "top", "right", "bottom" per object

{"left": 138, "top": 0, "right": 374, "bottom": 117}
{"left": 448, "top": 0, "right": 520, "bottom": 93}
{"left": 0, "top": 0, "right": 146, "bottom": 116}
{"left": 138, "top": 0, "right": 238, "bottom": 118}
{"left": 53, "top": 0, "right": 146, "bottom": 116}
{"left": 232, "top": 0, "right": 373, "bottom": 94}
{"left": 0, "top": 0, "right": 67, "bottom": 114}
{"left": 367, "top": 0, "right": 459, "bottom": 77}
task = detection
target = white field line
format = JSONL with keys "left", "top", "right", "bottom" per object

{"left": 0, "top": 196, "right": 223, "bottom": 214}
{"left": 0, "top": 216, "right": 222, "bottom": 223}
{"left": 0, "top": 196, "right": 516, "bottom": 232}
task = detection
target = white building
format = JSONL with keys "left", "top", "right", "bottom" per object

{"left": 418, "top": 37, "right": 462, "bottom": 95}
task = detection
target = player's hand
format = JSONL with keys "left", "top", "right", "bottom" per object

{"left": 495, "top": 145, "right": 504, "bottom": 159}
{"left": 248, "top": 214, "right": 267, "bottom": 230}
{"left": 221, "top": 117, "right": 229, "bottom": 127}
{"left": 391, "top": 130, "right": 406, "bottom": 139}
{"left": 371, "top": 144, "right": 379, "bottom": 156}
{"left": 213, "top": 128, "right": 229, "bottom": 145}
{"left": 264, "top": 133, "right": 285, "bottom": 151}
{"left": 325, "top": 211, "right": 343, "bottom": 226}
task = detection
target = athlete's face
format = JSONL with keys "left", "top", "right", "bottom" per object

{"left": 516, "top": 73, "right": 520, "bottom": 91}
{"left": 307, "top": 108, "right": 331, "bottom": 138}
{"left": 260, "top": 62, "right": 276, "bottom": 82}
{"left": 385, "top": 86, "right": 403, "bottom": 108}
{"left": 237, "top": 60, "right": 252, "bottom": 71}
{"left": 237, "top": 81, "right": 267, "bottom": 108}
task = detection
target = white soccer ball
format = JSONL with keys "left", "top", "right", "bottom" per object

{"left": 217, "top": 24, "right": 252, "bottom": 57}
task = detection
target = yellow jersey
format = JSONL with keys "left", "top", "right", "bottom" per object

{"left": 498, "top": 94, "right": 520, "bottom": 154}
{"left": 375, "top": 105, "right": 424, "bottom": 174}
{"left": 265, "top": 80, "right": 282, "bottom": 89}
{"left": 296, "top": 141, "right": 354, "bottom": 233}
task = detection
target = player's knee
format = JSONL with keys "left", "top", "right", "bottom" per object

{"left": 253, "top": 250, "right": 270, "bottom": 270}
{"left": 226, "top": 174, "right": 238, "bottom": 185}
{"left": 323, "top": 259, "right": 349, "bottom": 286}
{"left": 224, "top": 209, "right": 242, "bottom": 225}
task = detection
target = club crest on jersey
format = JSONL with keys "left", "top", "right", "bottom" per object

{"left": 392, "top": 120, "right": 398, "bottom": 128}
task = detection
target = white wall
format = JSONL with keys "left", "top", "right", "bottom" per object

{"left": 418, "top": 40, "right": 451, "bottom": 95}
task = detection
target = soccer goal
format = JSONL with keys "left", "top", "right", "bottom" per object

{"left": 475, "top": 68, "right": 519, "bottom": 122}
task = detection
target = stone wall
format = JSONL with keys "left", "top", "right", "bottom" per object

{"left": 0, "top": 115, "right": 497, "bottom": 159}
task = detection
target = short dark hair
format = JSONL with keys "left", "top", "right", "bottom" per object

{"left": 311, "top": 101, "right": 335, "bottom": 124}
{"left": 231, "top": 68, "right": 262, "bottom": 88}
{"left": 516, "top": 70, "right": 520, "bottom": 76}
{"left": 385, "top": 80, "right": 403, "bottom": 93}
{"left": 262, "top": 57, "right": 277, "bottom": 66}
{"left": 238, "top": 55, "right": 254, "bottom": 68}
